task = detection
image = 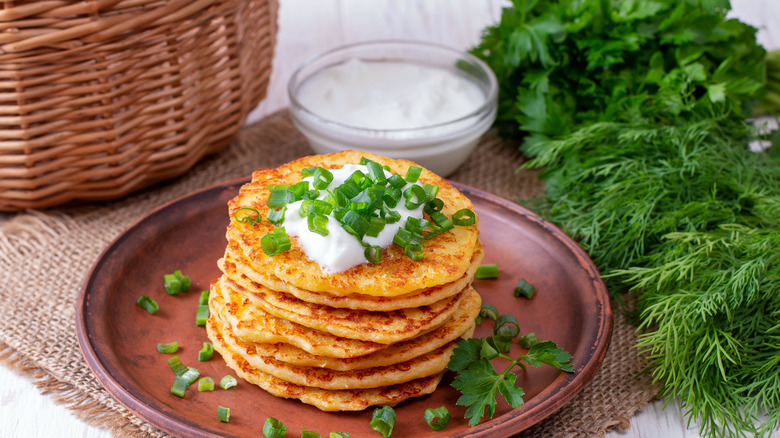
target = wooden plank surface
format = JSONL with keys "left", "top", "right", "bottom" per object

{"left": 1, "top": 1, "right": 778, "bottom": 437}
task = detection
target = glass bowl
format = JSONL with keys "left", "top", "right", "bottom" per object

{"left": 288, "top": 40, "right": 498, "bottom": 176}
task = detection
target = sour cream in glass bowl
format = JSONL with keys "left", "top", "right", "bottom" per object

{"left": 288, "top": 40, "right": 498, "bottom": 176}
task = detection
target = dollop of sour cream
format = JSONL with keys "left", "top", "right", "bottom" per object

{"left": 296, "top": 59, "right": 485, "bottom": 130}
{"left": 282, "top": 164, "right": 424, "bottom": 273}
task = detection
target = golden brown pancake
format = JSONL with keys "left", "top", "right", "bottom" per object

{"left": 226, "top": 151, "right": 480, "bottom": 296}
{"left": 210, "top": 278, "right": 388, "bottom": 358}
{"left": 222, "top": 274, "right": 465, "bottom": 344}
{"left": 208, "top": 317, "right": 443, "bottom": 411}
{"left": 222, "top": 240, "right": 484, "bottom": 311}
{"left": 213, "top": 287, "right": 481, "bottom": 371}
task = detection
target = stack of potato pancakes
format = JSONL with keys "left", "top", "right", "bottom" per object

{"left": 207, "top": 151, "right": 483, "bottom": 411}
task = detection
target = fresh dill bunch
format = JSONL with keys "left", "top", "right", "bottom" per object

{"left": 521, "top": 118, "right": 780, "bottom": 436}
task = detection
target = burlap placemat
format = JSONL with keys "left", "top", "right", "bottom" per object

{"left": 0, "top": 109, "right": 659, "bottom": 437}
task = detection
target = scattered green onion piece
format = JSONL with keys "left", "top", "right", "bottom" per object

{"left": 199, "top": 290, "right": 210, "bottom": 305}
{"left": 180, "top": 367, "right": 200, "bottom": 386}
{"left": 423, "top": 406, "right": 451, "bottom": 431}
{"left": 291, "top": 181, "right": 312, "bottom": 199}
{"left": 422, "top": 183, "right": 439, "bottom": 202}
{"left": 426, "top": 211, "right": 453, "bottom": 236}
{"left": 174, "top": 270, "right": 191, "bottom": 291}
{"left": 308, "top": 213, "right": 330, "bottom": 236}
{"left": 267, "top": 185, "right": 293, "bottom": 208}
{"left": 329, "top": 433, "right": 350, "bottom": 438}
{"left": 337, "top": 178, "right": 362, "bottom": 200}
{"left": 217, "top": 406, "right": 231, "bottom": 423}
{"left": 495, "top": 314, "right": 520, "bottom": 337}
{"left": 425, "top": 198, "right": 444, "bottom": 213}
{"left": 518, "top": 332, "right": 540, "bottom": 349}
{"left": 348, "top": 189, "right": 372, "bottom": 211}
{"left": 349, "top": 170, "right": 369, "bottom": 188}
{"left": 263, "top": 417, "right": 287, "bottom": 438}
{"left": 163, "top": 274, "right": 182, "bottom": 295}
{"left": 404, "top": 243, "right": 424, "bottom": 262}
{"left": 451, "top": 208, "right": 476, "bottom": 226}
{"left": 364, "top": 246, "right": 382, "bottom": 264}
{"left": 365, "top": 216, "right": 386, "bottom": 238}
{"left": 305, "top": 167, "right": 334, "bottom": 190}
{"left": 261, "top": 227, "right": 292, "bottom": 256}
{"left": 234, "top": 207, "right": 261, "bottom": 225}
{"left": 370, "top": 406, "right": 396, "bottom": 438}
{"left": 220, "top": 375, "right": 237, "bottom": 390}
{"left": 475, "top": 264, "right": 499, "bottom": 279}
{"left": 380, "top": 206, "right": 401, "bottom": 223}
{"left": 198, "top": 342, "right": 214, "bottom": 361}
{"left": 387, "top": 173, "right": 406, "bottom": 189}
{"left": 404, "top": 166, "right": 422, "bottom": 183}
{"left": 198, "top": 377, "right": 215, "bottom": 391}
{"left": 267, "top": 207, "right": 286, "bottom": 225}
{"left": 170, "top": 376, "right": 188, "bottom": 398}
{"left": 136, "top": 295, "right": 158, "bottom": 315}
{"left": 167, "top": 356, "right": 188, "bottom": 376}
{"left": 479, "top": 304, "right": 499, "bottom": 321}
{"left": 382, "top": 185, "right": 401, "bottom": 208}
{"left": 514, "top": 278, "right": 536, "bottom": 299}
{"left": 403, "top": 185, "right": 426, "bottom": 209}
{"left": 196, "top": 304, "right": 209, "bottom": 326}
{"left": 157, "top": 342, "right": 178, "bottom": 354}
{"left": 301, "top": 429, "right": 321, "bottom": 438}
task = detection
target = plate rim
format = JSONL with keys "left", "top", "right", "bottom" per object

{"left": 75, "top": 177, "right": 613, "bottom": 438}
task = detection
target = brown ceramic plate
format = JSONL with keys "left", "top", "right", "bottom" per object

{"left": 76, "top": 179, "right": 611, "bottom": 438}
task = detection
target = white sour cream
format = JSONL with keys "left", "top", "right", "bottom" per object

{"left": 282, "top": 164, "right": 424, "bottom": 273}
{"left": 296, "top": 59, "right": 485, "bottom": 130}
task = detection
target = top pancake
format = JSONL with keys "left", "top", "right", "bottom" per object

{"left": 226, "top": 151, "right": 480, "bottom": 296}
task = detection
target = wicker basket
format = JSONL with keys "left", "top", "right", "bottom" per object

{"left": 0, "top": 0, "right": 278, "bottom": 211}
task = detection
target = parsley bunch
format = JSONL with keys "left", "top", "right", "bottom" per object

{"left": 472, "top": 1, "right": 780, "bottom": 437}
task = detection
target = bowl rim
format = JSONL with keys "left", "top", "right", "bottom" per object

{"left": 287, "top": 39, "right": 498, "bottom": 136}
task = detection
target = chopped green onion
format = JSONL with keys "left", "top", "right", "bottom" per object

{"left": 404, "top": 166, "right": 422, "bottom": 183}
{"left": 167, "top": 356, "right": 188, "bottom": 376}
{"left": 365, "top": 160, "right": 387, "bottom": 185}
{"left": 425, "top": 198, "right": 444, "bottom": 213}
{"left": 479, "top": 304, "right": 499, "bottom": 321}
{"left": 263, "top": 417, "right": 287, "bottom": 438}
{"left": 365, "top": 216, "right": 386, "bottom": 238}
{"left": 382, "top": 185, "right": 401, "bottom": 208}
{"left": 329, "top": 433, "right": 350, "bottom": 438}
{"left": 174, "top": 270, "right": 191, "bottom": 291}
{"left": 170, "top": 376, "right": 188, "bottom": 398}
{"left": 234, "top": 207, "right": 261, "bottom": 225}
{"left": 422, "top": 183, "right": 439, "bottom": 202}
{"left": 403, "top": 185, "right": 426, "bottom": 209}
{"left": 163, "top": 274, "right": 182, "bottom": 295}
{"left": 452, "top": 208, "right": 476, "bottom": 226}
{"left": 336, "top": 178, "right": 362, "bottom": 200}
{"left": 217, "top": 406, "right": 231, "bottom": 423}
{"left": 340, "top": 210, "right": 368, "bottom": 240}
{"left": 518, "top": 332, "right": 540, "bottom": 349}
{"left": 301, "top": 429, "right": 321, "bottom": 438}
{"left": 370, "top": 406, "right": 396, "bottom": 438}
{"left": 136, "top": 295, "right": 158, "bottom": 315}
{"left": 157, "top": 342, "right": 178, "bottom": 354}
{"left": 199, "top": 290, "right": 210, "bottom": 305}
{"left": 220, "top": 375, "right": 237, "bottom": 390}
{"left": 514, "top": 278, "right": 536, "bottom": 298}
{"left": 475, "top": 264, "right": 499, "bottom": 279}
{"left": 267, "top": 207, "right": 287, "bottom": 225}
{"left": 198, "top": 377, "right": 214, "bottom": 391}
{"left": 387, "top": 173, "right": 406, "bottom": 189}
{"left": 380, "top": 206, "right": 401, "bottom": 223}
{"left": 302, "top": 166, "right": 334, "bottom": 190}
{"left": 423, "top": 406, "right": 451, "bottom": 431}
{"left": 404, "top": 243, "right": 424, "bottom": 261}
{"left": 348, "top": 189, "right": 372, "bottom": 211}
{"left": 198, "top": 342, "right": 214, "bottom": 361}
{"left": 267, "top": 185, "right": 293, "bottom": 208}
{"left": 261, "top": 227, "right": 292, "bottom": 256}
{"left": 308, "top": 213, "right": 330, "bottom": 236}
{"left": 196, "top": 304, "right": 209, "bottom": 326}
{"left": 180, "top": 367, "right": 200, "bottom": 386}
{"left": 495, "top": 314, "right": 520, "bottom": 337}
{"left": 364, "top": 246, "right": 382, "bottom": 264}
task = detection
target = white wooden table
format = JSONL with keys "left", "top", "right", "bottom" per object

{"left": 1, "top": 1, "right": 778, "bottom": 437}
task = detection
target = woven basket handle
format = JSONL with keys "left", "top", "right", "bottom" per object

{"left": 0, "top": 0, "right": 221, "bottom": 53}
